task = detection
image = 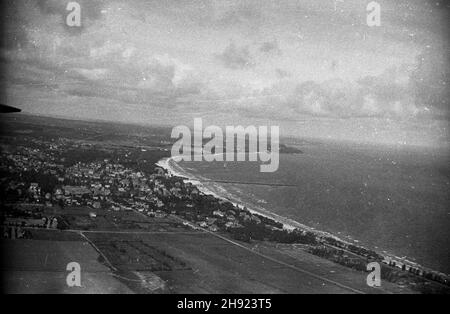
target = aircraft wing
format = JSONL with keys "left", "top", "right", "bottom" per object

{"left": 0, "top": 104, "right": 21, "bottom": 113}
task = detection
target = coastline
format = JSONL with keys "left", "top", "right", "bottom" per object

{"left": 156, "top": 156, "right": 449, "bottom": 280}
{"left": 157, "top": 157, "right": 313, "bottom": 232}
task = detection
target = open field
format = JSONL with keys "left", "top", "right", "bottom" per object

{"left": 83, "top": 229, "right": 413, "bottom": 294}
{"left": 1, "top": 239, "right": 133, "bottom": 294}
{"left": 2, "top": 223, "right": 413, "bottom": 294}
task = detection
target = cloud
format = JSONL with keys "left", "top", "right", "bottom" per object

{"left": 410, "top": 48, "right": 450, "bottom": 118}
{"left": 34, "top": 0, "right": 106, "bottom": 35}
{"left": 71, "top": 68, "right": 109, "bottom": 81}
{"left": 275, "top": 68, "right": 290, "bottom": 79}
{"left": 60, "top": 45, "right": 205, "bottom": 106}
{"left": 1, "top": 0, "right": 448, "bottom": 132}
{"left": 274, "top": 64, "right": 430, "bottom": 119}
{"left": 216, "top": 42, "right": 254, "bottom": 70}
{"left": 36, "top": 0, "right": 105, "bottom": 21}
{"left": 0, "top": 0, "right": 208, "bottom": 110}
{"left": 232, "top": 63, "right": 437, "bottom": 120}
{"left": 212, "top": 1, "right": 263, "bottom": 29}
{"left": 1, "top": 0, "right": 105, "bottom": 52}
{"left": 0, "top": 0, "right": 30, "bottom": 50}
{"left": 260, "top": 40, "right": 281, "bottom": 55}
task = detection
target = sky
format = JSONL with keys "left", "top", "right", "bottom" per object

{"left": 1, "top": 0, "right": 449, "bottom": 146}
